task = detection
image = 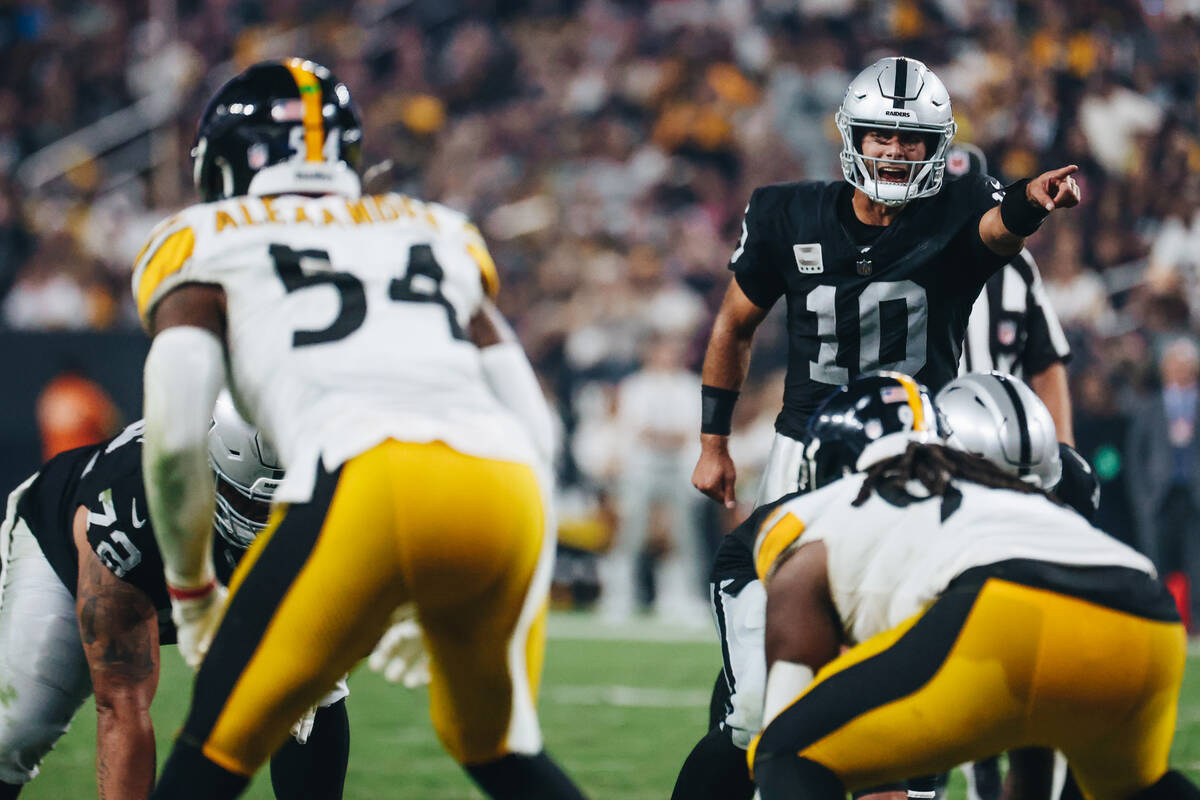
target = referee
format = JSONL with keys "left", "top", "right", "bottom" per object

{"left": 951, "top": 142, "right": 1075, "bottom": 446}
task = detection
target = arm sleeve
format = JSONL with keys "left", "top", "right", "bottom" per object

{"left": 142, "top": 326, "right": 225, "bottom": 589}
{"left": 728, "top": 188, "right": 786, "bottom": 310}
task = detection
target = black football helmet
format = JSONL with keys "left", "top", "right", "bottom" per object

{"left": 192, "top": 58, "right": 363, "bottom": 202}
{"left": 801, "top": 371, "right": 940, "bottom": 491}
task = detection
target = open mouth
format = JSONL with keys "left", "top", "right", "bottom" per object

{"left": 876, "top": 163, "right": 911, "bottom": 183}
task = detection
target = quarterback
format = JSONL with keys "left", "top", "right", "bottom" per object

{"left": 681, "top": 55, "right": 1081, "bottom": 800}
{"left": 0, "top": 399, "right": 348, "bottom": 800}
{"left": 749, "top": 375, "right": 1198, "bottom": 800}
{"left": 692, "top": 56, "right": 1081, "bottom": 509}
{"left": 133, "top": 59, "right": 583, "bottom": 799}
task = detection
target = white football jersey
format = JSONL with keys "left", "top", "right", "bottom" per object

{"left": 753, "top": 477, "right": 1154, "bottom": 646}
{"left": 133, "top": 193, "right": 538, "bottom": 502}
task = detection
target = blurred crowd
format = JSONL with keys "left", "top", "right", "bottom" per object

{"left": 2, "top": 0, "right": 1199, "bottom": 616}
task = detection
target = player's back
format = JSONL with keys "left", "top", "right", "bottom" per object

{"left": 755, "top": 476, "right": 1154, "bottom": 644}
{"left": 134, "top": 192, "right": 535, "bottom": 502}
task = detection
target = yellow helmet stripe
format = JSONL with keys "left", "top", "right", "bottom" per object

{"left": 883, "top": 371, "right": 927, "bottom": 431}
{"left": 284, "top": 59, "right": 325, "bottom": 162}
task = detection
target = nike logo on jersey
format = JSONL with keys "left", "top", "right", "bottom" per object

{"left": 793, "top": 244, "right": 824, "bottom": 274}
{"left": 131, "top": 498, "right": 146, "bottom": 529}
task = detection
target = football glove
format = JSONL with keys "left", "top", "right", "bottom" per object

{"left": 290, "top": 705, "right": 318, "bottom": 745}
{"left": 368, "top": 603, "right": 430, "bottom": 688}
{"left": 168, "top": 580, "right": 227, "bottom": 670}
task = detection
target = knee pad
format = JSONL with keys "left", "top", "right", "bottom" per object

{"left": 0, "top": 715, "right": 70, "bottom": 784}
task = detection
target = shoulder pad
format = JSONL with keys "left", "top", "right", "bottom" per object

{"left": 391, "top": 194, "right": 499, "bottom": 299}
{"left": 130, "top": 203, "right": 214, "bottom": 329}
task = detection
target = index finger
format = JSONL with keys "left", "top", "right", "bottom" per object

{"left": 1046, "top": 164, "right": 1079, "bottom": 179}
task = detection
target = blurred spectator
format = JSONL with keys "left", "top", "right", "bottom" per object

{"left": 598, "top": 333, "right": 705, "bottom": 625}
{"left": 1126, "top": 337, "right": 1200, "bottom": 630}
{"left": 36, "top": 368, "right": 122, "bottom": 459}
{"left": 1039, "top": 221, "right": 1113, "bottom": 332}
{"left": 1072, "top": 368, "right": 1136, "bottom": 548}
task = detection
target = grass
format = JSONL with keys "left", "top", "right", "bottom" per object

{"left": 19, "top": 614, "right": 1200, "bottom": 799}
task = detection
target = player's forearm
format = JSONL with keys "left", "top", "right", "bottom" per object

{"left": 978, "top": 206, "right": 1025, "bottom": 258}
{"left": 700, "top": 316, "right": 755, "bottom": 393}
{"left": 1029, "top": 363, "right": 1074, "bottom": 446}
{"left": 142, "top": 325, "right": 224, "bottom": 588}
{"left": 95, "top": 702, "right": 155, "bottom": 800}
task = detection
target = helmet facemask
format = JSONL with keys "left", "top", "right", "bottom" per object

{"left": 837, "top": 112, "right": 957, "bottom": 207}
{"left": 835, "top": 57, "right": 958, "bottom": 207}
{"left": 212, "top": 468, "right": 278, "bottom": 548}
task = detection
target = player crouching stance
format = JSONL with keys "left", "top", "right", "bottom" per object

{"left": 0, "top": 397, "right": 348, "bottom": 799}
{"left": 749, "top": 373, "right": 1199, "bottom": 800}
{"left": 136, "top": 58, "right": 583, "bottom": 800}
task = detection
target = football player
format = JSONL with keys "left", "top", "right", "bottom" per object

{"left": 0, "top": 396, "right": 349, "bottom": 800}
{"left": 133, "top": 59, "right": 583, "bottom": 800}
{"left": 749, "top": 374, "right": 1198, "bottom": 800}
{"left": 692, "top": 56, "right": 1081, "bottom": 511}
{"left": 672, "top": 370, "right": 1098, "bottom": 800}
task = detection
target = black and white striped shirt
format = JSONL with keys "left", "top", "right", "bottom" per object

{"left": 959, "top": 248, "right": 1071, "bottom": 378}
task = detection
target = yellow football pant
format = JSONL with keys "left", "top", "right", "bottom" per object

{"left": 182, "top": 440, "right": 553, "bottom": 776}
{"left": 752, "top": 574, "right": 1185, "bottom": 799}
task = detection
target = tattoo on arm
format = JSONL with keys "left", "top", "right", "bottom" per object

{"left": 77, "top": 542, "right": 159, "bottom": 685}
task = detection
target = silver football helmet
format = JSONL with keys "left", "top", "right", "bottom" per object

{"left": 936, "top": 372, "right": 1062, "bottom": 489}
{"left": 835, "top": 57, "right": 957, "bottom": 206}
{"left": 208, "top": 391, "right": 284, "bottom": 548}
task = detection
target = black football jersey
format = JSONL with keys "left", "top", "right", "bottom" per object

{"left": 15, "top": 420, "right": 250, "bottom": 644}
{"left": 730, "top": 175, "right": 1009, "bottom": 438}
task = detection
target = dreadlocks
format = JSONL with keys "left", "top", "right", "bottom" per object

{"left": 852, "top": 442, "right": 1062, "bottom": 508}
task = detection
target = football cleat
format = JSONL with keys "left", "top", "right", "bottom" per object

{"left": 936, "top": 371, "right": 1062, "bottom": 489}
{"left": 835, "top": 57, "right": 957, "bottom": 207}
{"left": 801, "top": 371, "right": 940, "bottom": 491}
{"left": 192, "top": 58, "right": 363, "bottom": 201}
{"left": 208, "top": 391, "right": 284, "bottom": 547}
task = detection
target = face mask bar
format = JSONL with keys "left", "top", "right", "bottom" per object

{"left": 211, "top": 468, "right": 278, "bottom": 548}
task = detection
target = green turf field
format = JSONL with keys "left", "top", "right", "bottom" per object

{"left": 19, "top": 613, "right": 1200, "bottom": 799}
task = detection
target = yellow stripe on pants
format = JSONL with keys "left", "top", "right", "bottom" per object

{"left": 202, "top": 440, "right": 550, "bottom": 774}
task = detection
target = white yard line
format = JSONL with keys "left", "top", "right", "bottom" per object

{"left": 543, "top": 684, "right": 712, "bottom": 708}
{"left": 547, "top": 611, "right": 714, "bottom": 643}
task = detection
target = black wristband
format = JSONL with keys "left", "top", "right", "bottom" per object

{"left": 701, "top": 385, "right": 739, "bottom": 436}
{"left": 999, "top": 178, "right": 1050, "bottom": 237}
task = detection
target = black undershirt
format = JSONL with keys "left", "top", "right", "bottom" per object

{"left": 836, "top": 183, "right": 886, "bottom": 246}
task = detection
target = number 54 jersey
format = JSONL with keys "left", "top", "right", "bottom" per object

{"left": 132, "top": 193, "right": 538, "bottom": 503}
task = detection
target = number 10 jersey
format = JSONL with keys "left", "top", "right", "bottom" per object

{"left": 730, "top": 175, "right": 1009, "bottom": 439}
{"left": 132, "top": 193, "right": 538, "bottom": 503}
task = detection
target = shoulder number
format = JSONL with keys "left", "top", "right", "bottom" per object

{"left": 87, "top": 489, "right": 144, "bottom": 579}
{"left": 270, "top": 243, "right": 468, "bottom": 347}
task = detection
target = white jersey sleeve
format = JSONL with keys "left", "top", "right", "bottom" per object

{"left": 131, "top": 193, "right": 532, "bottom": 503}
